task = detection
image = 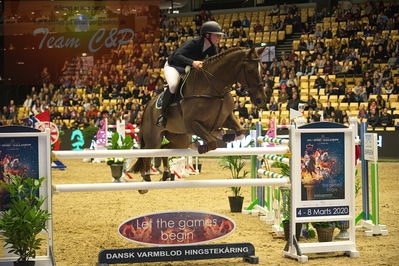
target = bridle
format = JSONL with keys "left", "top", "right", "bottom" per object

{"left": 241, "top": 57, "right": 264, "bottom": 95}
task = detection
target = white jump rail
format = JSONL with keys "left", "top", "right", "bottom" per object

{"left": 54, "top": 178, "right": 291, "bottom": 193}
{"left": 52, "top": 146, "right": 290, "bottom": 159}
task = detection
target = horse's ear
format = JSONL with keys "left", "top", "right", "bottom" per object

{"left": 256, "top": 47, "right": 266, "bottom": 57}
{"left": 247, "top": 47, "right": 257, "bottom": 58}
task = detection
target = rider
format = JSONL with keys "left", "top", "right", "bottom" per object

{"left": 156, "top": 21, "right": 224, "bottom": 127}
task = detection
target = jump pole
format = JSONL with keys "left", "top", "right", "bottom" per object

{"left": 53, "top": 146, "right": 289, "bottom": 159}
{"left": 54, "top": 178, "right": 290, "bottom": 193}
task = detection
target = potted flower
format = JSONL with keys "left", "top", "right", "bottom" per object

{"left": 311, "top": 222, "right": 336, "bottom": 242}
{"left": 106, "top": 132, "right": 134, "bottom": 182}
{"left": 220, "top": 156, "right": 248, "bottom": 212}
{"left": 0, "top": 175, "right": 51, "bottom": 265}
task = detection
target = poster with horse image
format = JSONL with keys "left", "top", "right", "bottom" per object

{"left": 300, "top": 133, "right": 345, "bottom": 201}
{"left": 0, "top": 137, "right": 39, "bottom": 211}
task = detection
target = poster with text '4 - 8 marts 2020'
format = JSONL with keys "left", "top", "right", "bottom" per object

{"left": 0, "top": 137, "right": 39, "bottom": 211}
{"left": 300, "top": 133, "right": 345, "bottom": 201}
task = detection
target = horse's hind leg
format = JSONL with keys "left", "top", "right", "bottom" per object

{"left": 160, "top": 133, "right": 192, "bottom": 180}
{"left": 160, "top": 157, "right": 174, "bottom": 181}
{"left": 137, "top": 158, "right": 152, "bottom": 194}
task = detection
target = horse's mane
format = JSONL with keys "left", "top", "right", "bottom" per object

{"left": 204, "top": 47, "right": 245, "bottom": 66}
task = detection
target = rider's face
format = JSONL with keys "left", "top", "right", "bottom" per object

{"left": 210, "top": 33, "right": 222, "bottom": 44}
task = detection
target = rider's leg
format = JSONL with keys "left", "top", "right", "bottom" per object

{"left": 156, "top": 63, "right": 180, "bottom": 127}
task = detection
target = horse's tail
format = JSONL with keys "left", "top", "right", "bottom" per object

{"left": 131, "top": 133, "right": 145, "bottom": 173}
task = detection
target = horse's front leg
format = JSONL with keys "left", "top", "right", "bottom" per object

{"left": 191, "top": 120, "right": 218, "bottom": 154}
{"left": 221, "top": 113, "right": 246, "bottom": 142}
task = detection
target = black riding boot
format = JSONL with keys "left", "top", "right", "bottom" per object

{"left": 156, "top": 90, "right": 174, "bottom": 127}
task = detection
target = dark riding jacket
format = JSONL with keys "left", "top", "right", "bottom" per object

{"left": 168, "top": 37, "right": 218, "bottom": 73}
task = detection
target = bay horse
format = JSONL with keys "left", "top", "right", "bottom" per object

{"left": 130, "top": 47, "right": 268, "bottom": 188}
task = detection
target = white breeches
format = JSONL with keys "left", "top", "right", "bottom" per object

{"left": 164, "top": 62, "right": 181, "bottom": 94}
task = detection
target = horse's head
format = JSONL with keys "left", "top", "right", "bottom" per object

{"left": 239, "top": 47, "right": 268, "bottom": 109}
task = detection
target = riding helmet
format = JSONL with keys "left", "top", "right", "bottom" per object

{"left": 200, "top": 21, "right": 224, "bottom": 36}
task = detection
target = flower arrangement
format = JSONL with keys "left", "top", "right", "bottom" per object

{"left": 106, "top": 157, "right": 127, "bottom": 166}
{"left": 106, "top": 132, "right": 134, "bottom": 166}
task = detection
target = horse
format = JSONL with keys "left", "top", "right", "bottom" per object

{"left": 130, "top": 47, "right": 268, "bottom": 189}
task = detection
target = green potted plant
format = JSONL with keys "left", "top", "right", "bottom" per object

{"left": 106, "top": 132, "right": 134, "bottom": 182}
{"left": 220, "top": 155, "right": 248, "bottom": 212}
{"left": 0, "top": 175, "right": 51, "bottom": 265}
{"left": 272, "top": 162, "right": 302, "bottom": 241}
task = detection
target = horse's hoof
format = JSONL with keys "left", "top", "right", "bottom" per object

{"left": 138, "top": 189, "right": 148, "bottom": 194}
{"left": 143, "top": 175, "right": 151, "bottom": 182}
{"left": 198, "top": 144, "right": 208, "bottom": 154}
{"left": 222, "top": 133, "right": 236, "bottom": 142}
{"left": 161, "top": 171, "right": 170, "bottom": 181}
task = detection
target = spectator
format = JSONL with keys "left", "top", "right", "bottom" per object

{"left": 323, "top": 60, "right": 333, "bottom": 74}
{"left": 241, "top": 16, "right": 251, "bottom": 28}
{"left": 232, "top": 18, "right": 242, "bottom": 28}
{"left": 271, "top": 5, "right": 280, "bottom": 16}
{"left": 375, "top": 45, "right": 389, "bottom": 62}
{"left": 381, "top": 65, "right": 392, "bottom": 83}
{"left": 238, "top": 102, "right": 249, "bottom": 119}
{"left": 373, "top": 82, "right": 383, "bottom": 95}
{"left": 314, "top": 73, "right": 326, "bottom": 89}
{"left": 307, "top": 108, "right": 321, "bottom": 122}
{"left": 273, "top": 17, "right": 284, "bottom": 31}
{"left": 324, "top": 101, "right": 335, "bottom": 118}
{"left": 353, "top": 59, "right": 362, "bottom": 75}
{"left": 333, "top": 60, "right": 342, "bottom": 74}
{"left": 379, "top": 108, "right": 393, "bottom": 127}
{"left": 253, "top": 20, "right": 263, "bottom": 33}
{"left": 385, "top": 81, "right": 394, "bottom": 95}
{"left": 298, "top": 38, "right": 307, "bottom": 51}
{"left": 140, "top": 90, "right": 152, "bottom": 106}
{"left": 393, "top": 78, "right": 399, "bottom": 94}
{"left": 314, "top": 26, "right": 323, "bottom": 38}
{"left": 358, "top": 104, "right": 368, "bottom": 121}
{"left": 278, "top": 87, "right": 289, "bottom": 103}
{"left": 387, "top": 52, "right": 398, "bottom": 68}
{"left": 323, "top": 27, "right": 333, "bottom": 38}
{"left": 269, "top": 97, "right": 279, "bottom": 111}
{"left": 287, "top": 93, "right": 301, "bottom": 110}
{"left": 305, "top": 94, "right": 317, "bottom": 110}
{"left": 376, "top": 94, "right": 386, "bottom": 110}
{"left": 367, "top": 108, "right": 379, "bottom": 128}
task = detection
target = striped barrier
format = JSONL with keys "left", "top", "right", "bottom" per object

{"left": 257, "top": 154, "right": 290, "bottom": 164}
{"left": 257, "top": 169, "right": 289, "bottom": 179}
{"left": 257, "top": 136, "right": 289, "bottom": 146}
